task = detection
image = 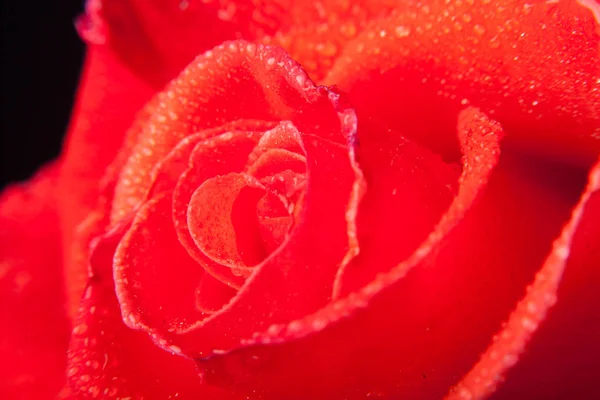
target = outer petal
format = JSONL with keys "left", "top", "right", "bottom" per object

{"left": 58, "top": 47, "right": 154, "bottom": 317}
{"left": 325, "top": 0, "right": 600, "bottom": 164}
{"left": 77, "top": 0, "right": 242, "bottom": 87}
{"left": 448, "top": 158, "right": 600, "bottom": 399}
{"left": 66, "top": 224, "right": 240, "bottom": 400}
{"left": 0, "top": 166, "right": 70, "bottom": 400}
{"left": 333, "top": 121, "right": 459, "bottom": 298}
{"left": 79, "top": 0, "right": 402, "bottom": 84}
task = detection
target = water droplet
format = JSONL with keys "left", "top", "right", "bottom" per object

{"left": 217, "top": 3, "right": 236, "bottom": 21}
{"left": 395, "top": 25, "right": 411, "bottom": 37}
{"left": 473, "top": 24, "right": 486, "bottom": 36}
{"left": 489, "top": 36, "right": 500, "bottom": 49}
{"left": 316, "top": 42, "right": 337, "bottom": 57}
{"left": 340, "top": 23, "right": 357, "bottom": 38}
{"left": 295, "top": 74, "right": 307, "bottom": 86}
{"left": 88, "top": 386, "right": 100, "bottom": 397}
{"left": 73, "top": 323, "right": 88, "bottom": 335}
{"left": 503, "top": 354, "right": 518, "bottom": 367}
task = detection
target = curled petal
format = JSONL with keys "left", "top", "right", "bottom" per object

{"left": 187, "top": 173, "right": 268, "bottom": 270}
{"left": 448, "top": 158, "right": 600, "bottom": 399}
{"left": 173, "top": 124, "right": 358, "bottom": 357}
{"left": 173, "top": 131, "right": 262, "bottom": 289}
{"left": 68, "top": 224, "right": 239, "bottom": 400}
{"left": 58, "top": 47, "right": 154, "bottom": 315}
{"left": 114, "top": 194, "right": 205, "bottom": 333}
{"left": 111, "top": 40, "right": 344, "bottom": 223}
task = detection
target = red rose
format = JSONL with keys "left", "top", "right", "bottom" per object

{"left": 1, "top": 1, "right": 599, "bottom": 399}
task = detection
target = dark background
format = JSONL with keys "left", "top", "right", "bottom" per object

{"left": 1, "top": 0, "right": 85, "bottom": 189}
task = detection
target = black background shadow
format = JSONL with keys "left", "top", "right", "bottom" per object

{"left": 1, "top": 0, "right": 84, "bottom": 189}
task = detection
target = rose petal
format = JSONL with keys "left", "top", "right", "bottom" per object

{"left": 114, "top": 95, "right": 358, "bottom": 358}
{"left": 188, "top": 173, "right": 268, "bottom": 269}
{"left": 169, "top": 122, "right": 357, "bottom": 357}
{"left": 68, "top": 226, "right": 239, "bottom": 400}
{"left": 111, "top": 40, "right": 342, "bottom": 223}
{"left": 173, "top": 131, "right": 263, "bottom": 289}
{"left": 58, "top": 47, "right": 155, "bottom": 316}
{"left": 325, "top": 0, "right": 600, "bottom": 164}
{"left": 193, "top": 109, "right": 589, "bottom": 398}
{"left": 114, "top": 194, "right": 205, "bottom": 333}
{"left": 448, "top": 158, "right": 600, "bottom": 399}
{"left": 257, "top": 215, "right": 294, "bottom": 254}
{"left": 78, "top": 0, "right": 241, "bottom": 87}
{"left": 246, "top": 149, "right": 307, "bottom": 178}
{"left": 196, "top": 274, "right": 238, "bottom": 315}
{"left": 0, "top": 166, "right": 70, "bottom": 399}
{"left": 332, "top": 121, "right": 459, "bottom": 298}
{"left": 80, "top": 0, "right": 403, "bottom": 84}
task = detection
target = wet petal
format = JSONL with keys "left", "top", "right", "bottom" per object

{"left": 111, "top": 40, "right": 342, "bottom": 223}
{"left": 0, "top": 166, "right": 70, "bottom": 399}
{"left": 449, "top": 158, "right": 600, "bottom": 400}
{"left": 326, "top": 0, "right": 600, "bottom": 164}
{"left": 114, "top": 194, "right": 205, "bottom": 333}
{"left": 187, "top": 173, "right": 268, "bottom": 269}
{"left": 68, "top": 225, "right": 239, "bottom": 400}
{"left": 192, "top": 108, "right": 584, "bottom": 399}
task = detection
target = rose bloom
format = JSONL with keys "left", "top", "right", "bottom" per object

{"left": 1, "top": 0, "right": 600, "bottom": 399}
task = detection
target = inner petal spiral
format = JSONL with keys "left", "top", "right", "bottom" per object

{"left": 185, "top": 122, "right": 308, "bottom": 292}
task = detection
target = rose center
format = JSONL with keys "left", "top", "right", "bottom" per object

{"left": 187, "top": 123, "right": 307, "bottom": 283}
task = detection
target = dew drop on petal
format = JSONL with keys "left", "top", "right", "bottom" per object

{"left": 395, "top": 25, "right": 411, "bottom": 37}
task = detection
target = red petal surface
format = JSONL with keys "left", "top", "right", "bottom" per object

{"left": 325, "top": 0, "right": 600, "bottom": 164}
{"left": 77, "top": 0, "right": 241, "bottom": 87}
{"left": 114, "top": 194, "right": 206, "bottom": 333}
{"left": 67, "top": 224, "right": 240, "bottom": 400}
{"left": 0, "top": 166, "right": 70, "bottom": 400}
{"left": 58, "top": 46, "right": 154, "bottom": 317}
{"left": 188, "top": 173, "right": 268, "bottom": 268}
{"left": 194, "top": 109, "right": 589, "bottom": 399}
{"left": 447, "top": 158, "right": 600, "bottom": 399}
{"left": 173, "top": 131, "right": 263, "bottom": 288}
{"left": 196, "top": 273, "right": 238, "bottom": 314}
{"left": 171, "top": 122, "right": 357, "bottom": 357}
{"left": 80, "top": 0, "right": 403, "bottom": 84}
{"left": 333, "top": 121, "right": 459, "bottom": 298}
{"left": 110, "top": 40, "right": 342, "bottom": 223}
